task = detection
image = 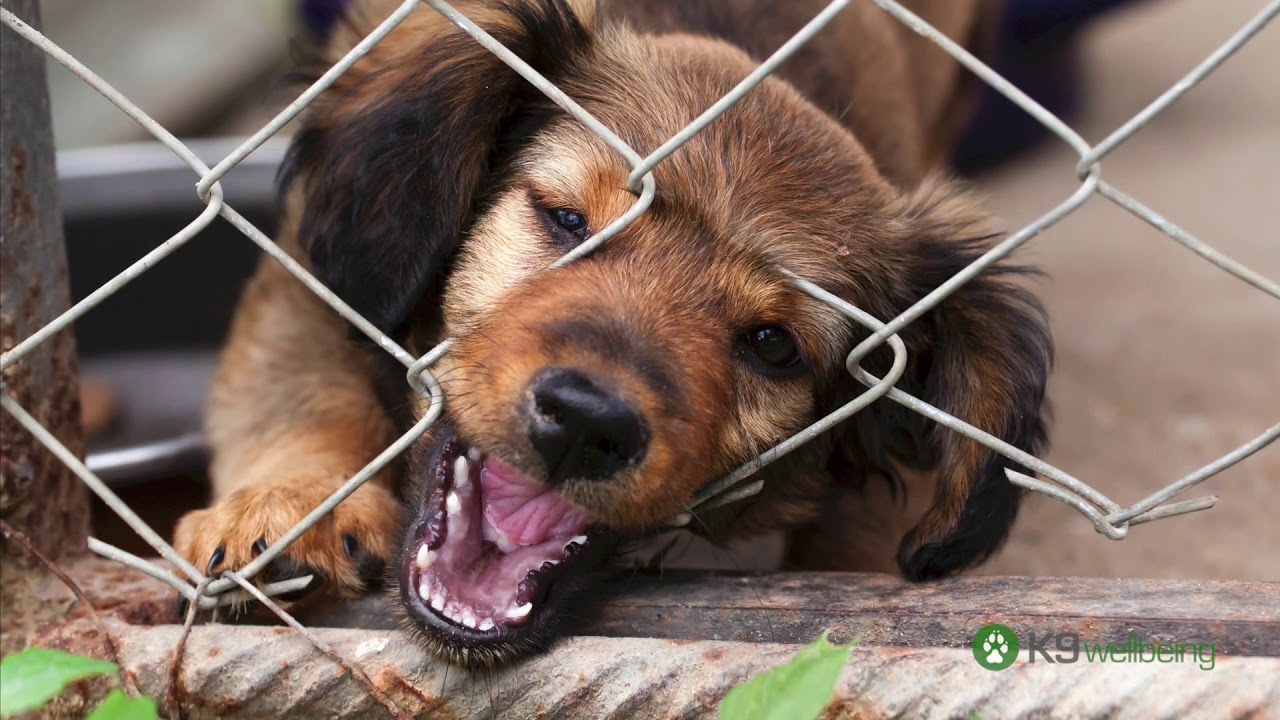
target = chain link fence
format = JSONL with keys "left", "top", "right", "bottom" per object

{"left": 2, "top": 0, "right": 1278, "bottom": 715}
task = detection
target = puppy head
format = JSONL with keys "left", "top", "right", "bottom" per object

{"left": 283, "top": 0, "right": 1050, "bottom": 666}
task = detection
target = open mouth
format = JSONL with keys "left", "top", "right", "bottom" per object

{"left": 399, "top": 432, "right": 606, "bottom": 649}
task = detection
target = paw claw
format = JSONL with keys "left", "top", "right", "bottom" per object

{"left": 173, "top": 480, "right": 398, "bottom": 603}
{"left": 207, "top": 545, "right": 226, "bottom": 573}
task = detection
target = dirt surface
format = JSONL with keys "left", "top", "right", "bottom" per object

{"left": 974, "top": 0, "right": 1279, "bottom": 581}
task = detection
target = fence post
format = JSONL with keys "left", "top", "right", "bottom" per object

{"left": 1, "top": 0, "right": 90, "bottom": 653}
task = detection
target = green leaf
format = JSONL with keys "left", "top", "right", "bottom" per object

{"left": 86, "top": 689, "right": 159, "bottom": 720}
{"left": 0, "top": 647, "right": 118, "bottom": 717}
{"left": 718, "top": 634, "right": 855, "bottom": 720}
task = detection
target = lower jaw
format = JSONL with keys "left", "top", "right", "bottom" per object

{"left": 395, "top": 534, "right": 618, "bottom": 666}
{"left": 394, "top": 425, "right": 620, "bottom": 663}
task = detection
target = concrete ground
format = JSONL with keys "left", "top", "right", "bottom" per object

{"left": 974, "top": 0, "right": 1279, "bottom": 581}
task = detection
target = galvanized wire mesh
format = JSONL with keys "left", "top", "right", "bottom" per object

{"left": 2, "top": 0, "right": 1278, "bottom": 711}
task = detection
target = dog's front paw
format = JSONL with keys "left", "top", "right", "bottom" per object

{"left": 173, "top": 477, "right": 398, "bottom": 607}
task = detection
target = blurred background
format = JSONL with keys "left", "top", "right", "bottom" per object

{"left": 38, "top": 0, "right": 1278, "bottom": 580}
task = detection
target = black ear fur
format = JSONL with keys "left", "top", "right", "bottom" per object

{"left": 279, "top": 0, "right": 593, "bottom": 334}
{"left": 833, "top": 181, "right": 1052, "bottom": 581}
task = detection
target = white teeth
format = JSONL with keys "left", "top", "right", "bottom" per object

{"left": 431, "top": 593, "right": 445, "bottom": 611}
{"left": 468, "top": 447, "right": 483, "bottom": 463}
{"left": 453, "top": 456, "right": 470, "bottom": 489}
{"left": 478, "top": 618, "right": 495, "bottom": 632}
{"left": 507, "top": 602, "right": 533, "bottom": 620}
{"left": 446, "top": 492, "right": 461, "bottom": 516}
{"left": 462, "top": 610, "right": 478, "bottom": 629}
{"left": 567, "top": 535, "right": 588, "bottom": 548}
{"left": 416, "top": 545, "right": 434, "bottom": 569}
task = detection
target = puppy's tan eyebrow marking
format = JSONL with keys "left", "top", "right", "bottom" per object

{"left": 526, "top": 185, "right": 584, "bottom": 213}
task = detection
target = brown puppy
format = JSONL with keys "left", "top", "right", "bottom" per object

{"left": 174, "top": 0, "right": 1050, "bottom": 665}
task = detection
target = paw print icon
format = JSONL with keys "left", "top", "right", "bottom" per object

{"left": 972, "top": 623, "right": 1020, "bottom": 670}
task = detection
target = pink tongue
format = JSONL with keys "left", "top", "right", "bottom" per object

{"left": 480, "top": 457, "right": 593, "bottom": 545}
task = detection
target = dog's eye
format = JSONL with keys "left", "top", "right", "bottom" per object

{"left": 551, "top": 208, "right": 587, "bottom": 233}
{"left": 744, "top": 326, "right": 802, "bottom": 371}
{"left": 535, "top": 195, "right": 592, "bottom": 249}
{"left": 543, "top": 207, "right": 590, "bottom": 249}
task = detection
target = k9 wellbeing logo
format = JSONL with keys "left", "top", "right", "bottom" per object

{"left": 971, "top": 623, "right": 1217, "bottom": 671}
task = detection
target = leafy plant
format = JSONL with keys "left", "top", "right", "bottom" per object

{"left": 85, "top": 689, "right": 158, "bottom": 720}
{"left": 718, "top": 633, "right": 855, "bottom": 720}
{"left": 0, "top": 647, "right": 156, "bottom": 720}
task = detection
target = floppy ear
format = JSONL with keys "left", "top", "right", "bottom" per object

{"left": 279, "top": 0, "right": 595, "bottom": 334}
{"left": 837, "top": 178, "right": 1052, "bottom": 580}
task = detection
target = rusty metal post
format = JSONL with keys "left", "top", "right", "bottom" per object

{"left": 1, "top": 0, "right": 90, "bottom": 654}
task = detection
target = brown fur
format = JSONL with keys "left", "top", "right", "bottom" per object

{"left": 175, "top": 0, "right": 1049, "bottom": 658}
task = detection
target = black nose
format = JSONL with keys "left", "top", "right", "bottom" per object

{"left": 528, "top": 369, "right": 648, "bottom": 483}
